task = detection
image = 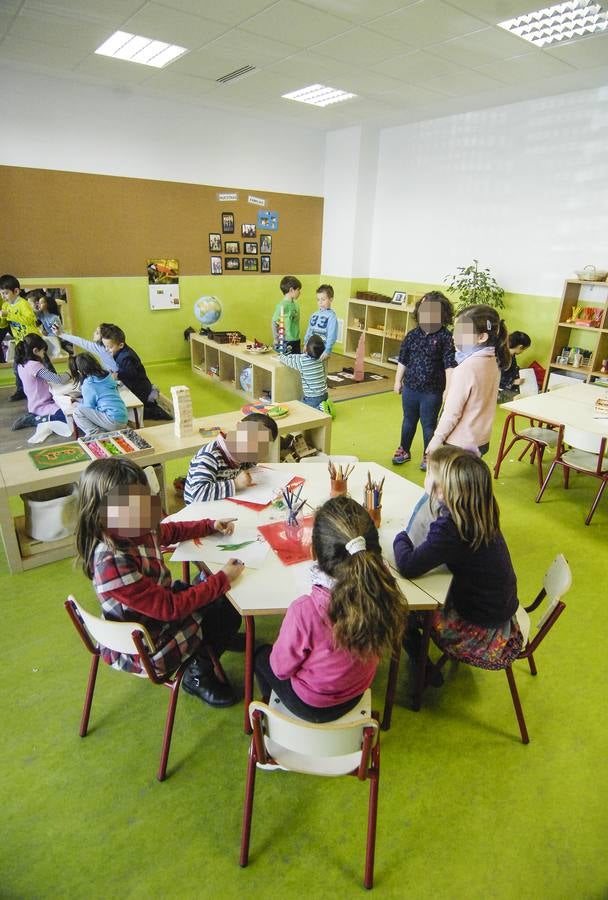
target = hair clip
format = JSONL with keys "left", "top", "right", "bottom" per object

{"left": 486, "top": 319, "right": 493, "bottom": 331}
{"left": 345, "top": 535, "right": 366, "bottom": 555}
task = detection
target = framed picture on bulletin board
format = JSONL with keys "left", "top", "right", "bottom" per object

{"left": 222, "top": 212, "right": 234, "bottom": 233}
{"left": 261, "top": 256, "right": 271, "bottom": 273}
{"left": 260, "top": 234, "right": 272, "bottom": 254}
{"left": 243, "top": 257, "right": 258, "bottom": 272}
{"left": 209, "top": 233, "right": 222, "bottom": 252}
{"left": 224, "top": 240, "right": 240, "bottom": 254}
{"left": 211, "top": 256, "right": 223, "bottom": 275}
{"left": 242, "top": 223, "right": 256, "bottom": 237}
{"left": 244, "top": 241, "right": 258, "bottom": 255}
{"left": 225, "top": 257, "right": 240, "bottom": 270}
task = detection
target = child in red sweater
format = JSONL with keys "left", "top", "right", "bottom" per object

{"left": 76, "top": 458, "right": 244, "bottom": 707}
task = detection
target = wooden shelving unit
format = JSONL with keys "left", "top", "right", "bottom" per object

{"left": 343, "top": 296, "right": 422, "bottom": 369}
{"left": 543, "top": 279, "right": 608, "bottom": 390}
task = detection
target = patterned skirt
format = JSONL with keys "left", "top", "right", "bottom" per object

{"left": 431, "top": 605, "right": 524, "bottom": 670}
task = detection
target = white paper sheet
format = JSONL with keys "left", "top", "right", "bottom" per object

{"left": 170, "top": 526, "right": 270, "bottom": 569}
{"left": 238, "top": 466, "right": 296, "bottom": 504}
{"left": 518, "top": 368, "right": 539, "bottom": 398}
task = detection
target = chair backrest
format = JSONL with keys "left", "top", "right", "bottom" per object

{"left": 67, "top": 594, "right": 155, "bottom": 656}
{"left": 537, "top": 554, "right": 572, "bottom": 631}
{"left": 249, "top": 701, "right": 378, "bottom": 776}
{"left": 563, "top": 425, "right": 603, "bottom": 455}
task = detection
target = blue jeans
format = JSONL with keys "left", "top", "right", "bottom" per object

{"left": 400, "top": 388, "right": 443, "bottom": 453}
{"left": 303, "top": 392, "right": 328, "bottom": 409}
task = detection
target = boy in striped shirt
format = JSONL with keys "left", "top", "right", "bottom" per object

{"left": 278, "top": 334, "right": 330, "bottom": 411}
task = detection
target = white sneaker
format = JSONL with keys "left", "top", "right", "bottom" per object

{"left": 27, "top": 422, "right": 53, "bottom": 444}
{"left": 50, "top": 420, "right": 73, "bottom": 437}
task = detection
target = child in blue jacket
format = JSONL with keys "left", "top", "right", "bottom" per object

{"left": 70, "top": 352, "right": 128, "bottom": 437}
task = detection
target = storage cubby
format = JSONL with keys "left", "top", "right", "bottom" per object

{"left": 342, "top": 295, "right": 422, "bottom": 368}
{"left": 543, "top": 280, "right": 608, "bottom": 389}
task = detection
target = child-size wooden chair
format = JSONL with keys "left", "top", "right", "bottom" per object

{"left": 535, "top": 425, "right": 608, "bottom": 524}
{"left": 240, "top": 690, "right": 380, "bottom": 890}
{"left": 493, "top": 414, "right": 558, "bottom": 487}
{"left": 65, "top": 595, "right": 191, "bottom": 781}
{"left": 433, "top": 554, "right": 571, "bottom": 743}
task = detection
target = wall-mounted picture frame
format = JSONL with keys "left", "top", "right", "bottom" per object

{"left": 224, "top": 240, "right": 240, "bottom": 254}
{"left": 244, "top": 241, "right": 258, "bottom": 255}
{"left": 210, "top": 256, "right": 222, "bottom": 275}
{"left": 391, "top": 290, "right": 407, "bottom": 305}
{"left": 225, "top": 257, "right": 240, "bottom": 270}
{"left": 222, "top": 212, "right": 234, "bottom": 234}
{"left": 260, "top": 234, "right": 272, "bottom": 254}
{"left": 243, "top": 257, "right": 258, "bottom": 272}
{"left": 261, "top": 255, "right": 271, "bottom": 273}
{"left": 209, "top": 233, "right": 222, "bottom": 252}
{"left": 241, "top": 223, "right": 256, "bottom": 237}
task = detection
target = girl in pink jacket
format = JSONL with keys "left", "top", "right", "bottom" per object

{"left": 427, "top": 305, "right": 509, "bottom": 458}
{"left": 254, "top": 496, "right": 407, "bottom": 722}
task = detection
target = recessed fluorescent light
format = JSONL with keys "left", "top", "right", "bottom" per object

{"left": 282, "top": 84, "right": 357, "bottom": 107}
{"left": 95, "top": 30, "right": 187, "bottom": 68}
{"left": 498, "top": 0, "right": 608, "bottom": 47}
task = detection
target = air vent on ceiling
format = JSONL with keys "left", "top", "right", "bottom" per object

{"left": 216, "top": 65, "right": 256, "bottom": 84}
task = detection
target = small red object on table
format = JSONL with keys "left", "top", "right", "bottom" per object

{"left": 257, "top": 515, "right": 314, "bottom": 566}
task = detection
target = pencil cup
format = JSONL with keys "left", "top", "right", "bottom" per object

{"left": 285, "top": 519, "right": 303, "bottom": 543}
{"left": 330, "top": 478, "right": 348, "bottom": 498}
{"left": 368, "top": 506, "right": 382, "bottom": 528}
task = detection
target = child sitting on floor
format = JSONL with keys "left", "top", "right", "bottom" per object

{"left": 183, "top": 413, "right": 278, "bottom": 504}
{"left": 69, "top": 352, "right": 128, "bottom": 437}
{"left": 76, "top": 458, "right": 244, "bottom": 707}
{"left": 254, "top": 495, "right": 407, "bottom": 722}
{"left": 14, "top": 333, "right": 73, "bottom": 443}
{"left": 393, "top": 446, "right": 523, "bottom": 684}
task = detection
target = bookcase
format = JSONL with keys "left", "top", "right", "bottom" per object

{"left": 543, "top": 279, "right": 608, "bottom": 390}
{"left": 343, "top": 296, "right": 422, "bottom": 369}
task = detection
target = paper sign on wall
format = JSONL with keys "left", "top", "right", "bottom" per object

{"left": 257, "top": 210, "right": 279, "bottom": 230}
{"left": 217, "top": 192, "right": 238, "bottom": 202}
{"left": 147, "top": 258, "right": 180, "bottom": 310}
{"left": 248, "top": 195, "right": 266, "bottom": 206}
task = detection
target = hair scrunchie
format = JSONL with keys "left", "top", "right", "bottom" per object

{"left": 345, "top": 536, "right": 366, "bottom": 555}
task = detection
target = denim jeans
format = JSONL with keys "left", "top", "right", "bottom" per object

{"left": 400, "top": 388, "right": 443, "bottom": 453}
{"left": 302, "top": 392, "right": 328, "bottom": 409}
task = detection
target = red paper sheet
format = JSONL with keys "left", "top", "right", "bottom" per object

{"left": 257, "top": 515, "right": 314, "bottom": 566}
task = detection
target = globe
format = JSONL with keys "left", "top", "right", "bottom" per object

{"left": 194, "top": 295, "right": 222, "bottom": 326}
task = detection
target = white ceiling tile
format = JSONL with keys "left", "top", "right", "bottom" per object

{"left": 370, "top": 81, "right": 448, "bottom": 105}
{"left": 371, "top": 49, "right": 466, "bottom": 82}
{"left": 73, "top": 53, "right": 159, "bottom": 83}
{"left": 240, "top": 0, "right": 353, "bottom": 47}
{"left": 154, "top": 0, "right": 278, "bottom": 27}
{"left": 299, "top": 0, "right": 418, "bottom": 25}
{"left": 428, "top": 26, "right": 533, "bottom": 67}
{"left": 423, "top": 67, "right": 503, "bottom": 96}
{"left": 23, "top": 0, "right": 145, "bottom": 23}
{"left": 313, "top": 28, "right": 412, "bottom": 65}
{"left": 0, "top": 33, "right": 89, "bottom": 69}
{"left": 122, "top": 3, "right": 229, "bottom": 49}
{"left": 9, "top": 7, "right": 110, "bottom": 48}
{"left": 265, "top": 50, "right": 358, "bottom": 82}
{"left": 197, "top": 28, "right": 299, "bottom": 65}
{"left": 476, "top": 51, "right": 575, "bottom": 84}
{"left": 439, "top": 0, "right": 542, "bottom": 26}
{"left": 367, "top": 0, "right": 487, "bottom": 46}
{"left": 543, "top": 33, "right": 608, "bottom": 70}
{"left": 139, "top": 69, "right": 217, "bottom": 98}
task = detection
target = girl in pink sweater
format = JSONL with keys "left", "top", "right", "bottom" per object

{"left": 254, "top": 496, "right": 407, "bottom": 722}
{"left": 427, "top": 305, "right": 509, "bottom": 458}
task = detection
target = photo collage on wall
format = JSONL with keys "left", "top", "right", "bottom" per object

{"left": 209, "top": 207, "right": 276, "bottom": 275}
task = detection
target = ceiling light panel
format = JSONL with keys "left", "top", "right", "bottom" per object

{"left": 498, "top": 0, "right": 608, "bottom": 47}
{"left": 282, "top": 83, "right": 357, "bottom": 107}
{"left": 95, "top": 30, "right": 187, "bottom": 67}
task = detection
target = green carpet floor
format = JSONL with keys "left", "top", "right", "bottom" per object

{"left": 1, "top": 360, "right": 606, "bottom": 899}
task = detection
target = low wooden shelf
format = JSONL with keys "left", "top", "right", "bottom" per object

{"left": 343, "top": 296, "right": 422, "bottom": 369}
{"left": 544, "top": 280, "right": 608, "bottom": 389}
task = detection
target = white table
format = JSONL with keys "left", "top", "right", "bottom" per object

{"left": 166, "top": 462, "right": 451, "bottom": 731}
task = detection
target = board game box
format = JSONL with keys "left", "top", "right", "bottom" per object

{"left": 28, "top": 443, "right": 91, "bottom": 471}
{"left": 79, "top": 429, "right": 154, "bottom": 461}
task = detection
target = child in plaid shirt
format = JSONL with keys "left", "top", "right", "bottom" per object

{"left": 76, "top": 458, "right": 245, "bottom": 707}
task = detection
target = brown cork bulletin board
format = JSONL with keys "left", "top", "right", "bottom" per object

{"left": 0, "top": 166, "right": 323, "bottom": 277}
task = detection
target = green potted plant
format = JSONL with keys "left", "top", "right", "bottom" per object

{"left": 445, "top": 259, "right": 505, "bottom": 312}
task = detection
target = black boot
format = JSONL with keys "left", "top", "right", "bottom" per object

{"left": 182, "top": 656, "right": 237, "bottom": 708}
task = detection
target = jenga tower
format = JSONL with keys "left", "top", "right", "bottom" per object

{"left": 354, "top": 332, "right": 365, "bottom": 382}
{"left": 170, "top": 385, "right": 193, "bottom": 437}
{"left": 277, "top": 305, "right": 286, "bottom": 353}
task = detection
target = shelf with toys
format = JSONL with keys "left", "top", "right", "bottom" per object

{"left": 543, "top": 279, "right": 608, "bottom": 389}
{"left": 343, "top": 295, "right": 422, "bottom": 369}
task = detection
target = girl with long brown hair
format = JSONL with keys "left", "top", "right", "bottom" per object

{"left": 254, "top": 495, "right": 407, "bottom": 723}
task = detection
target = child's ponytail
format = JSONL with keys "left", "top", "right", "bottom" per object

{"left": 495, "top": 318, "right": 510, "bottom": 370}
{"left": 312, "top": 496, "right": 407, "bottom": 659}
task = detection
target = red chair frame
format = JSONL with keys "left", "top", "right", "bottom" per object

{"left": 494, "top": 412, "right": 557, "bottom": 487}
{"left": 535, "top": 426, "right": 608, "bottom": 524}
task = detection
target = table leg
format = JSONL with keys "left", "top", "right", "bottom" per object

{"left": 243, "top": 615, "right": 256, "bottom": 734}
{"left": 412, "top": 612, "right": 432, "bottom": 712}
{"left": 493, "top": 413, "right": 514, "bottom": 480}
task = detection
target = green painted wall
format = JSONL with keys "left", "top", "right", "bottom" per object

{"left": 21, "top": 274, "right": 323, "bottom": 364}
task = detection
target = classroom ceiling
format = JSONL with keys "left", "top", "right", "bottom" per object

{"left": 2, "top": 0, "right": 608, "bottom": 130}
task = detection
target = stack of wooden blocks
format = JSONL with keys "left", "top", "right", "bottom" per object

{"left": 171, "top": 385, "right": 193, "bottom": 438}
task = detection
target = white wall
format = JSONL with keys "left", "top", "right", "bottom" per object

{"left": 0, "top": 68, "right": 324, "bottom": 196}
{"left": 368, "top": 85, "right": 608, "bottom": 297}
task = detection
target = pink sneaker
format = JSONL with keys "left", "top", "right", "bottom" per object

{"left": 392, "top": 447, "right": 411, "bottom": 465}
